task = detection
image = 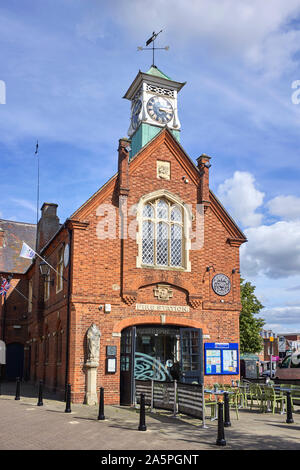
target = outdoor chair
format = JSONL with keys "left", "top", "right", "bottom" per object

{"left": 227, "top": 388, "right": 239, "bottom": 420}
{"left": 239, "top": 381, "right": 250, "bottom": 408}
{"left": 249, "top": 383, "right": 265, "bottom": 412}
{"left": 264, "top": 385, "right": 285, "bottom": 414}
{"left": 204, "top": 394, "right": 218, "bottom": 420}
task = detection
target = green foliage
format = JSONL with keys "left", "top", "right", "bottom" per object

{"left": 240, "top": 278, "right": 265, "bottom": 354}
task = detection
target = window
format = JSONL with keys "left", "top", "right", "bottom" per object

{"left": 56, "top": 247, "right": 64, "bottom": 293}
{"left": 35, "top": 341, "right": 39, "bottom": 364}
{"left": 44, "top": 273, "right": 50, "bottom": 301}
{"left": 139, "top": 194, "right": 190, "bottom": 270}
{"left": 56, "top": 323, "right": 62, "bottom": 364}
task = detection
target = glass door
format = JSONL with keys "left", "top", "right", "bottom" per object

{"left": 120, "top": 327, "right": 136, "bottom": 405}
{"left": 180, "top": 328, "right": 203, "bottom": 384}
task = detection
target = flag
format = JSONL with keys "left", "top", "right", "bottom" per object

{"left": 19, "top": 242, "right": 36, "bottom": 260}
{"left": 0, "top": 278, "right": 10, "bottom": 296}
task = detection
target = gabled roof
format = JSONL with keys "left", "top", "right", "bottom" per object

{"left": 70, "top": 127, "right": 247, "bottom": 244}
{"left": 0, "top": 219, "right": 36, "bottom": 274}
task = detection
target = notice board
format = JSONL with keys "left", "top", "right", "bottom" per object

{"left": 204, "top": 342, "right": 239, "bottom": 375}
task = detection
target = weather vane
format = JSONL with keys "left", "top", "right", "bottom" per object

{"left": 137, "top": 30, "right": 169, "bottom": 67}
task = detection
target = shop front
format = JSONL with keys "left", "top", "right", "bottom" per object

{"left": 120, "top": 325, "right": 203, "bottom": 405}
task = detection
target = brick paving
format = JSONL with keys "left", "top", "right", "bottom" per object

{"left": 0, "top": 381, "right": 300, "bottom": 451}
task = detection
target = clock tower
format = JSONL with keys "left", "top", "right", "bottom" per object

{"left": 123, "top": 65, "right": 186, "bottom": 159}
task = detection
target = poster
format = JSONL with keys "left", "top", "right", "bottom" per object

{"left": 223, "top": 349, "right": 238, "bottom": 373}
{"left": 204, "top": 343, "right": 239, "bottom": 375}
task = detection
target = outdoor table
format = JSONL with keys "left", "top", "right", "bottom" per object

{"left": 204, "top": 389, "right": 234, "bottom": 422}
{"left": 204, "top": 389, "right": 234, "bottom": 395}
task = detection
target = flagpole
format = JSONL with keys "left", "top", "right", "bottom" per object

{"left": 35, "top": 140, "right": 39, "bottom": 250}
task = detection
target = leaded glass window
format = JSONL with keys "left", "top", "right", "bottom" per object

{"left": 141, "top": 198, "right": 184, "bottom": 269}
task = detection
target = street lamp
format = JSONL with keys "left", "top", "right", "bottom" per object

{"left": 39, "top": 261, "right": 53, "bottom": 285}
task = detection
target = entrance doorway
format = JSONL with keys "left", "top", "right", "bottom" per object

{"left": 5, "top": 343, "right": 24, "bottom": 380}
{"left": 120, "top": 325, "right": 203, "bottom": 405}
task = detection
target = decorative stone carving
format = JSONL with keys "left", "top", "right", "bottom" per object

{"left": 212, "top": 274, "right": 231, "bottom": 296}
{"left": 157, "top": 161, "right": 170, "bottom": 180}
{"left": 154, "top": 284, "right": 173, "bottom": 301}
{"left": 86, "top": 323, "right": 101, "bottom": 365}
{"left": 85, "top": 323, "right": 101, "bottom": 406}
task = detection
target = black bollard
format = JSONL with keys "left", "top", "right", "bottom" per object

{"left": 65, "top": 383, "right": 72, "bottom": 413}
{"left": 37, "top": 380, "right": 43, "bottom": 406}
{"left": 216, "top": 401, "right": 226, "bottom": 446}
{"left": 286, "top": 391, "right": 294, "bottom": 424}
{"left": 15, "top": 377, "right": 21, "bottom": 401}
{"left": 138, "top": 393, "right": 147, "bottom": 431}
{"left": 98, "top": 387, "right": 105, "bottom": 420}
{"left": 223, "top": 392, "right": 231, "bottom": 427}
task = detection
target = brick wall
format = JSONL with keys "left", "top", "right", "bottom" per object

{"left": 6, "top": 129, "right": 245, "bottom": 404}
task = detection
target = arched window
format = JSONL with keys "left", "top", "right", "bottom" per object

{"left": 138, "top": 191, "right": 191, "bottom": 271}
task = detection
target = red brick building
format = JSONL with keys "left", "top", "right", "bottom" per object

{"left": 0, "top": 66, "right": 246, "bottom": 404}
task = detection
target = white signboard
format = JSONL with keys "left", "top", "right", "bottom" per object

{"left": 0, "top": 340, "right": 6, "bottom": 364}
{"left": 136, "top": 304, "right": 190, "bottom": 313}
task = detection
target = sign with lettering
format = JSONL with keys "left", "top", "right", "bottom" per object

{"left": 106, "top": 345, "right": 117, "bottom": 357}
{"left": 136, "top": 304, "right": 190, "bottom": 313}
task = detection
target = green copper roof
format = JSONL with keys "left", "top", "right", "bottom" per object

{"left": 146, "top": 65, "right": 172, "bottom": 81}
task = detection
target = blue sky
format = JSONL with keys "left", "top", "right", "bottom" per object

{"left": 1, "top": 0, "right": 300, "bottom": 333}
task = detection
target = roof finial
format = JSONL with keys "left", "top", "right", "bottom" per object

{"left": 137, "top": 30, "right": 169, "bottom": 67}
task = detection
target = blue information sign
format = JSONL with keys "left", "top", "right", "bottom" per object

{"left": 204, "top": 342, "right": 239, "bottom": 375}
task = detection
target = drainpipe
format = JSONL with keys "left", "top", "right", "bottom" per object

{"left": 64, "top": 225, "right": 73, "bottom": 400}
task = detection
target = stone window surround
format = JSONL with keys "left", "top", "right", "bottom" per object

{"left": 136, "top": 189, "right": 192, "bottom": 272}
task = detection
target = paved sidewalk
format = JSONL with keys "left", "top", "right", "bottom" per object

{"left": 0, "top": 381, "right": 299, "bottom": 451}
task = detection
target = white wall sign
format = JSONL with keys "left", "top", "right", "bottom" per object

{"left": 136, "top": 303, "right": 190, "bottom": 313}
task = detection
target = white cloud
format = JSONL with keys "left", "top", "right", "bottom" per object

{"left": 217, "top": 171, "right": 265, "bottom": 227}
{"left": 267, "top": 195, "right": 300, "bottom": 220}
{"left": 109, "top": 0, "right": 300, "bottom": 76}
{"left": 241, "top": 220, "right": 300, "bottom": 278}
{"left": 261, "top": 306, "right": 300, "bottom": 333}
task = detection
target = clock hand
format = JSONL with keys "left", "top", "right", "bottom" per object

{"left": 159, "top": 107, "right": 172, "bottom": 112}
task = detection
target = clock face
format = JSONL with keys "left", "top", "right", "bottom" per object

{"left": 131, "top": 99, "right": 142, "bottom": 130}
{"left": 147, "top": 96, "right": 173, "bottom": 124}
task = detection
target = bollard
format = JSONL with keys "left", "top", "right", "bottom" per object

{"left": 138, "top": 393, "right": 147, "bottom": 431}
{"left": 98, "top": 387, "right": 105, "bottom": 420}
{"left": 65, "top": 383, "right": 72, "bottom": 413}
{"left": 216, "top": 402, "right": 226, "bottom": 446}
{"left": 286, "top": 391, "right": 294, "bottom": 424}
{"left": 223, "top": 392, "right": 231, "bottom": 427}
{"left": 15, "top": 377, "right": 21, "bottom": 401}
{"left": 37, "top": 380, "right": 43, "bottom": 406}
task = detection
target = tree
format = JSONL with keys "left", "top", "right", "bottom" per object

{"left": 239, "top": 278, "right": 265, "bottom": 354}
